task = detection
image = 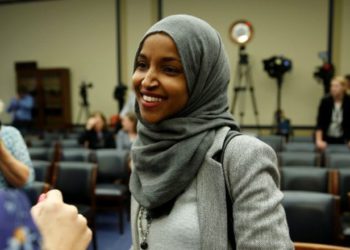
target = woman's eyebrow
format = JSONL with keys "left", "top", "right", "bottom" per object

{"left": 161, "top": 57, "right": 181, "bottom": 63}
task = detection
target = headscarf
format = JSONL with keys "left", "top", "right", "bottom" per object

{"left": 130, "top": 14, "right": 239, "bottom": 209}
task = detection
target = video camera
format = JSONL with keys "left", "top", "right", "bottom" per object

{"left": 263, "top": 56, "right": 292, "bottom": 81}
{"left": 80, "top": 82, "right": 93, "bottom": 106}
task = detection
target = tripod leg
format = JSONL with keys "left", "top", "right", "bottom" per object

{"left": 231, "top": 62, "right": 244, "bottom": 114}
{"left": 231, "top": 65, "right": 241, "bottom": 114}
{"left": 76, "top": 106, "right": 83, "bottom": 124}
{"left": 246, "top": 67, "right": 260, "bottom": 128}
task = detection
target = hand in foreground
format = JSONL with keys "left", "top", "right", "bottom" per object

{"left": 31, "top": 189, "right": 92, "bottom": 250}
{"left": 316, "top": 139, "right": 327, "bottom": 152}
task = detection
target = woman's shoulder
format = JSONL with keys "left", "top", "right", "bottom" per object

{"left": 223, "top": 133, "right": 278, "bottom": 174}
{"left": 0, "top": 125, "right": 22, "bottom": 141}
{"left": 226, "top": 133, "right": 275, "bottom": 156}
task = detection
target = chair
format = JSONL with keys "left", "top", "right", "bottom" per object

{"left": 257, "top": 135, "right": 284, "bottom": 153}
{"left": 32, "top": 160, "right": 54, "bottom": 184}
{"left": 60, "top": 148, "right": 93, "bottom": 162}
{"left": 282, "top": 191, "right": 340, "bottom": 244}
{"left": 278, "top": 151, "right": 320, "bottom": 167}
{"left": 28, "top": 146, "right": 60, "bottom": 162}
{"left": 326, "top": 153, "right": 350, "bottom": 169}
{"left": 283, "top": 142, "right": 316, "bottom": 152}
{"left": 58, "top": 138, "right": 82, "bottom": 148}
{"left": 280, "top": 167, "right": 336, "bottom": 194}
{"left": 53, "top": 161, "right": 98, "bottom": 250}
{"left": 331, "top": 169, "right": 350, "bottom": 245}
{"left": 94, "top": 149, "right": 130, "bottom": 234}
{"left": 294, "top": 242, "right": 350, "bottom": 250}
{"left": 326, "top": 145, "right": 350, "bottom": 154}
{"left": 289, "top": 135, "right": 314, "bottom": 143}
{"left": 21, "top": 181, "right": 50, "bottom": 206}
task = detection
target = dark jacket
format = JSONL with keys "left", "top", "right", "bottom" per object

{"left": 78, "top": 129, "right": 116, "bottom": 149}
{"left": 316, "top": 94, "right": 350, "bottom": 142}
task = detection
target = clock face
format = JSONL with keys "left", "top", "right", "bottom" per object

{"left": 229, "top": 20, "right": 253, "bottom": 45}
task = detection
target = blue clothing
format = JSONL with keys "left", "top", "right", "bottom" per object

{"left": 0, "top": 189, "right": 41, "bottom": 250}
{"left": 116, "top": 130, "right": 133, "bottom": 151}
{"left": 0, "top": 126, "right": 34, "bottom": 188}
{"left": 7, "top": 95, "right": 34, "bottom": 122}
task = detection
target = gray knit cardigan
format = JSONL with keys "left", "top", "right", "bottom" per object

{"left": 130, "top": 127, "right": 294, "bottom": 250}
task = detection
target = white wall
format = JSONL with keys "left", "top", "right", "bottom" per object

{"left": 0, "top": 0, "right": 348, "bottom": 127}
{"left": 160, "top": 0, "right": 328, "bottom": 126}
{"left": 339, "top": 0, "right": 350, "bottom": 75}
{"left": 0, "top": 0, "right": 117, "bottom": 124}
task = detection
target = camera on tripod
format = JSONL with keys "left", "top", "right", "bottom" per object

{"left": 263, "top": 56, "right": 292, "bottom": 81}
{"left": 80, "top": 82, "right": 93, "bottom": 106}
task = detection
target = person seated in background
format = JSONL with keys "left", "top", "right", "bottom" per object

{"left": 315, "top": 75, "right": 350, "bottom": 151}
{"left": 116, "top": 111, "right": 137, "bottom": 151}
{"left": 6, "top": 85, "right": 34, "bottom": 134}
{"left": 78, "top": 111, "right": 116, "bottom": 149}
{"left": 345, "top": 74, "right": 350, "bottom": 95}
{"left": 0, "top": 189, "right": 91, "bottom": 250}
{"left": 0, "top": 123, "right": 34, "bottom": 188}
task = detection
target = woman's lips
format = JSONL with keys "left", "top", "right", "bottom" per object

{"left": 140, "top": 94, "right": 164, "bottom": 108}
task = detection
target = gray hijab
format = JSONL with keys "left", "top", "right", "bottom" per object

{"left": 130, "top": 14, "right": 239, "bottom": 209}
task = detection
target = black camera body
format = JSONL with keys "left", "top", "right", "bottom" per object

{"left": 80, "top": 82, "right": 93, "bottom": 106}
{"left": 263, "top": 56, "right": 292, "bottom": 80}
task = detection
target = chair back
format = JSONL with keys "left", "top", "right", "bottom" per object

{"left": 58, "top": 138, "right": 82, "bottom": 148}
{"left": 280, "top": 167, "right": 333, "bottom": 193}
{"left": 53, "top": 162, "right": 97, "bottom": 205}
{"left": 326, "top": 153, "right": 350, "bottom": 169}
{"left": 61, "top": 148, "right": 92, "bottom": 162}
{"left": 257, "top": 135, "right": 284, "bottom": 153}
{"left": 278, "top": 151, "right": 320, "bottom": 167}
{"left": 334, "top": 169, "right": 350, "bottom": 212}
{"left": 32, "top": 160, "right": 53, "bottom": 183}
{"left": 28, "top": 147, "right": 59, "bottom": 162}
{"left": 95, "top": 149, "right": 129, "bottom": 183}
{"left": 282, "top": 191, "right": 340, "bottom": 244}
{"left": 283, "top": 142, "right": 315, "bottom": 152}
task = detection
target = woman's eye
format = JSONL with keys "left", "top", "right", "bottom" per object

{"left": 136, "top": 61, "right": 147, "bottom": 70}
{"left": 163, "top": 66, "right": 181, "bottom": 74}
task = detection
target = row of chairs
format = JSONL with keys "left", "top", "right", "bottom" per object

{"left": 279, "top": 167, "right": 350, "bottom": 212}
{"left": 23, "top": 148, "right": 130, "bottom": 250}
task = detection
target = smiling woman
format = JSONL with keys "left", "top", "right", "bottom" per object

{"left": 129, "top": 14, "right": 293, "bottom": 250}
{"left": 132, "top": 33, "right": 188, "bottom": 124}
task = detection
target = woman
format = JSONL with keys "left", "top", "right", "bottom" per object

{"left": 315, "top": 76, "right": 350, "bottom": 151}
{"left": 116, "top": 112, "right": 137, "bottom": 151}
{"left": 129, "top": 15, "right": 293, "bottom": 249}
{"left": 78, "top": 111, "right": 116, "bottom": 149}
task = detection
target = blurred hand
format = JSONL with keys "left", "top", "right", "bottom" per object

{"left": 86, "top": 117, "right": 97, "bottom": 130}
{"left": 316, "top": 139, "right": 327, "bottom": 152}
{"left": 31, "top": 190, "right": 92, "bottom": 250}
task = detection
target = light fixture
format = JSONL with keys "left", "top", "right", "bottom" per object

{"left": 229, "top": 20, "right": 254, "bottom": 46}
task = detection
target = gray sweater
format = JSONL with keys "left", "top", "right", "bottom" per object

{"left": 130, "top": 127, "right": 294, "bottom": 249}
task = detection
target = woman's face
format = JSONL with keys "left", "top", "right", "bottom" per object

{"left": 330, "top": 79, "right": 345, "bottom": 99}
{"left": 132, "top": 33, "right": 189, "bottom": 124}
{"left": 94, "top": 115, "right": 104, "bottom": 131}
{"left": 122, "top": 116, "right": 135, "bottom": 133}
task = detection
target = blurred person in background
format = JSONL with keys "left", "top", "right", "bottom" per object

{"left": 315, "top": 75, "right": 350, "bottom": 151}
{"left": 0, "top": 99, "right": 34, "bottom": 188}
{"left": 6, "top": 86, "right": 34, "bottom": 134}
{"left": 78, "top": 111, "right": 116, "bottom": 149}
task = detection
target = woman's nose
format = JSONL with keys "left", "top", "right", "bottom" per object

{"left": 141, "top": 69, "right": 159, "bottom": 88}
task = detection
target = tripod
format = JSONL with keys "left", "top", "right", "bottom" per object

{"left": 76, "top": 85, "right": 91, "bottom": 124}
{"left": 76, "top": 102, "right": 90, "bottom": 124}
{"left": 231, "top": 46, "right": 260, "bottom": 127}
